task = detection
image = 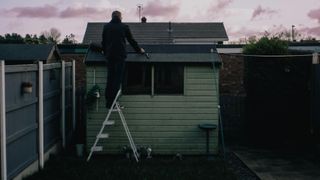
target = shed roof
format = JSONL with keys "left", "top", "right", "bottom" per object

{"left": 85, "top": 44, "right": 221, "bottom": 65}
{"left": 0, "top": 44, "right": 61, "bottom": 62}
{"left": 83, "top": 22, "right": 228, "bottom": 44}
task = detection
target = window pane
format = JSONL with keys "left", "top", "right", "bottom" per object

{"left": 122, "top": 62, "right": 151, "bottom": 95}
{"left": 155, "top": 63, "right": 184, "bottom": 94}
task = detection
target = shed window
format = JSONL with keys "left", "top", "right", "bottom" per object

{"left": 122, "top": 63, "right": 184, "bottom": 95}
{"left": 154, "top": 63, "right": 184, "bottom": 94}
{"left": 123, "top": 62, "right": 151, "bottom": 94}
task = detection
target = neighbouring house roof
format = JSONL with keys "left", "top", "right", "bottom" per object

{"left": 0, "top": 44, "right": 61, "bottom": 63}
{"left": 83, "top": 22, "right": 229, "bottom": 44}
{"left": 58, "top": 44, "right": 89, "bottom": 54}
{"left": 289, "top": 46, "right": 320, "bottom": 53}
{"left": 85, "top": 44, "right": 221, "bottom": 66}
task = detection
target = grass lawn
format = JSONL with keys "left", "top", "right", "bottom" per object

{"left": 24, "top": 155, "right": 237, "bottom": 180}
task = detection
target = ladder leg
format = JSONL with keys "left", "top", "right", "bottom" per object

{"left": 116, "top": 103, "right": 139, "bottom": 162}
{"left": 87, "top": 124, "right": 106, "bottom": 161}
{"left": 87, "top": 90, "right": 122, "bottom": 161}
{"left": 87, "top": 90, "right": 140, "bottom": 162}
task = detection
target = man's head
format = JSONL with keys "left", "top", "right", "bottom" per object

{"left": 112, "top": 11, "right": 122, "bottom": 20}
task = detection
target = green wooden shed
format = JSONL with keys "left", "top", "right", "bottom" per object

{"left": 85, "top": 44, "right": 222, "bottom": 155}
{"left": 83, "top": 21, "right": 228, "bottom": 155}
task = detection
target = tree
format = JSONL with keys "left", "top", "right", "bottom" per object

{"left": 42, "top": 28, "right": 61, "bottom": 44}
{"left": 243, "top": 36, "right": 289, "bottom": 55}
{"left": 0, "top": 35, "right": 4, "bottom": 42}
{"left": 61, "top": 33, "right": 77, "bottom": 44}
{"left": 0, "top": 33, "right": 24, "bottom": 44}
{"left": 24, "top": 34, "right": 33, "bottom": 44}
{"left": 32, "top": 34, "right": 39, "bottom": 44}
{"left": 38, "top": 34, "right": 48, "bottom": 44}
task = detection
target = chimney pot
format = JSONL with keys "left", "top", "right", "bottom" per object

{"left": 141, "top": 17, "right": 147, "bottom": 23}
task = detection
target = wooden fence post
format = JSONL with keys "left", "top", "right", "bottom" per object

{"left": 61, "top": 61, "right": 66, "bottom": 148}
{"left": 38, "top": 61, "right": 44, "bottom": 169}
{"left": 0, "top": 60, "right": 7, "bottom": 180}
{"left": 72, "top": 60, "right": 76, "bottom": 131}
{"left": 313, "top": 53, "right": 319, "bottom": 64}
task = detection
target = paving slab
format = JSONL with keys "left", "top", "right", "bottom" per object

{"left": 234, "top": 147, "right": 320, "bottom": 180}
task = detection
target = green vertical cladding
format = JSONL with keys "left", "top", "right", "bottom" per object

{"left": 86, "top": 64, "right": 220, "bottom": 155}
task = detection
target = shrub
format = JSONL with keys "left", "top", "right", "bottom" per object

{"left": 243, "top": 37, "right": 289, "bottom": 55}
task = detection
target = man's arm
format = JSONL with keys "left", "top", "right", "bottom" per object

{"left": 125, "top": 25, "right": 144, "bottom": 53}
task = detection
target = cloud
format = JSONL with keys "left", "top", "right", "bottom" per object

{"left": 1, "top": 4, "right": 113, "bottom": 19}
{"left": 228, "top": 27, "right": 263, "bottom": 39}
{"left": 208, "top": 0, "right": 233, "bottom": 12}
{"left": 308, "top": 8, "right": 320, "bottom": 23}
{"left": 205, "top": 0, "right": 233, "bottom": 19}
{"left": 143, "top": 0, "right": 180, "bottom": 18}
{"left": 3, "top": 4, "right": 58, "bottom": 18}
{"left": 59, "top": 7, "right": 111, "bottom": 19}
{"left": 300, "top": 26, "right": 320, "bottom": 36}
{"left": 251, "top": 5, "right": 277, "bottom": 20}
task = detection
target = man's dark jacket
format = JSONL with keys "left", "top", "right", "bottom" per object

{"left": 101, "top": 17, "right": 141, "bottom": 59}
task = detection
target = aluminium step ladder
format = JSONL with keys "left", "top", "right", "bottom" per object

{"left": 87, "top": 90, "right": 139, "bottom": 162}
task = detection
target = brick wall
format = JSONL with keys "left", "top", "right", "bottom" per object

{"left": 219, "top": 54, "right": 245, "bottom": 96}
{"left": 61, "top": 54, "right": 86, "bottom": 88}
{"left": 219, "top": 54, "right": 247, "bottom": 143}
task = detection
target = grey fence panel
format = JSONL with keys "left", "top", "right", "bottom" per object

{"left": 220, "top": 95, "right": 246, "bottom": 143}
{"left": 1, "top": 62, "right": 75, "bottom": 179}
{"left": 5, "top": 70, "right": 38, "bottom": 179}
{"left": 43, "top": 68, "right": 61, "bottom": 150}
{"left": 313, "top": 65, "right": 320, "bottom": 137}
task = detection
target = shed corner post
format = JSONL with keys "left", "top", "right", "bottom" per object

{"left": 61, "top": 61, "right": 66, "bottom": 148}
{"left": 72, "top": 60, "right": 76, "bottom": 131}
{"left": 38, "top": 61, "right": 44, "bottom": 169}
{"left": 0, "top": 60, "right": 7, "bottom": 180}
{"left": 312, "top": 52, "right": 319, "bottom": 64}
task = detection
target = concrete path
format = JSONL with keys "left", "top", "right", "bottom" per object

{"left": 234, "top": 147, "right": 320, "bottom": 180}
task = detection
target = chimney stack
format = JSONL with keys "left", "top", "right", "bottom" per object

{"left": 168, "top": 21, "right": 173, "bottom": 33}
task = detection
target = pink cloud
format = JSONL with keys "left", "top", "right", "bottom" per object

{"left": 228, "top": 27, "right": 263, "bottom": 39}
{"left": 206, "top": 0, "right": 233, "bottom": 19}
{"left": 308, "top": 8, "right": 320, "bottom": 23}
{"left": 4, "top": 5, "right": 58, "bottom": 18}
{"left": 251, "top": 5, "right": 277, "bottom": 20}
{"left": 59, "top": 7, "right": 111, "bottom": 19}
{"left": 300, "top": 26, "right": 320, "bottom": 36}
{"left": 209, "top": 0, "right": 233, "bottom": 12}
{"left": 143, "top": 0, "right": 179, "bottom": 17}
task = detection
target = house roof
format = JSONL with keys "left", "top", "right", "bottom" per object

{"left": 85, "top": 44, "right": 221, "bottom": 65}
{"left": 0, "top": 44, "right": 61, "bottom": 62}
{"left": 289, "top": 46, "right": 320, "bottom": 53}
{"left": 83, "top": 22, "right": 229, "bottom": 44}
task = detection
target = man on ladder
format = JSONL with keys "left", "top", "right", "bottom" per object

{"left": 102, "top": 10, "right": 145, "bottom": 109}
{"left": 87, "top": 11, "right": 144, "bottom": 162}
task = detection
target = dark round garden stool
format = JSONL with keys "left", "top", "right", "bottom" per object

{"left": 198, "top": 124, "right": 217, "bottom": 157}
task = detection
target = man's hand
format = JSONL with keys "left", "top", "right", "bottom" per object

{"left": 140, "top": 48, "right": 145, "bottom": 54}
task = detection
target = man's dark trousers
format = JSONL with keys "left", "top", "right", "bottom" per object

{"left": 105, "top": 58, "right": 125, "bottom": 109}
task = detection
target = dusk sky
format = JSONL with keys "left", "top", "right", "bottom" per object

{"left": 0, "top": 0, "right": 320, "bottom": 42}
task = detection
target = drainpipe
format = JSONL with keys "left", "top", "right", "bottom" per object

{"left": 211, "top": 50, "right": 226, "bottom": 159}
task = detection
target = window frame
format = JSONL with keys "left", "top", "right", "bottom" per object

{"left": 122, "top": 62, "right": 185, "bottom": 96}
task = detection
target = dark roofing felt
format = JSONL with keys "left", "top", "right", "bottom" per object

{"left": 0, "top": 44, "right": 60, "bottom": 61}
{"left": 83, "top": 22, "right": 228, "bottom": 44}
{"left": 85, "top": 44, "right": 221, "bottom": 64}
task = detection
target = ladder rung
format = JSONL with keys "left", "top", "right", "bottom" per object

{"left": 97, "top": 133, "right": 109, "bottom": 138}
{"left": 91, "top": 146, "right": 103, "bottom": 151}
{"left": 103, "top": 120, "right": 115, "bottom": 126}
